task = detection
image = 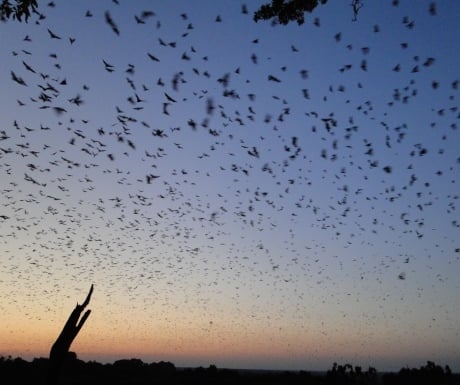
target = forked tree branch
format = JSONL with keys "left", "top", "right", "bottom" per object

{"left": 46, "top": 284, "right": 94, "bottom": 385}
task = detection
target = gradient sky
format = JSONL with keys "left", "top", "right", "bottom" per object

{"left": 0, "top": 0, "right": 459, "bottom": 372}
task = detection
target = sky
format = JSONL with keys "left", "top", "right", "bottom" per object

{"left": 0, "top": 0, "right": 459, "bottom": 372}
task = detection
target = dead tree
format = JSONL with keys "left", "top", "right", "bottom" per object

{"left": 46, "top": 284, "right": 93, "bottom": 385}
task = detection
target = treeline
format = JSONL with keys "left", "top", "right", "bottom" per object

{"left": 0, "top": 354, "right": 458, "bottom": 385}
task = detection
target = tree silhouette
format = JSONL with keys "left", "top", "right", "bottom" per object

{"left": 0, "top": 0, "right": 38, "bottom": 21}
{"left": 2, "top": 0, "right": 366, "bottom": 25}
{"left": 254, "top": 0, "right": 364, "bottom": 25}
{"left": 46, "top": 284, "right": 93, "bottom": 385}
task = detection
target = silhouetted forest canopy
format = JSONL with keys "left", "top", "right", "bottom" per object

{"left": 1, "top": 355, "right": 458, "bottom": 385}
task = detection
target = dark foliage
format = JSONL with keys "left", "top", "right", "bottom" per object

{"left": 253, "top": 0, "right": 365, "bottom": 25}
{"left": 326, "top": 362, "right": 378, "bottom": 385}
{"left": 1, "top": 356, "right": 459, "bottom": 385}
{"left": 382, "top": 361, "right": 456, "bottom": 385}
{"left": 0, "top": 0, "right": 38, "bottom": 22}
{"left": 253, "top": 0, "right": 328, "bottom": 25}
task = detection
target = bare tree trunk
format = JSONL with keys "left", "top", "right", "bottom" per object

{"left": 46, "top": 284, "right": 93, "bottom": 385}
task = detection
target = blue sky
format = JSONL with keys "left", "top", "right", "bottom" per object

{"left": 0, "top": 0, "right": 459, "bottom": 372}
